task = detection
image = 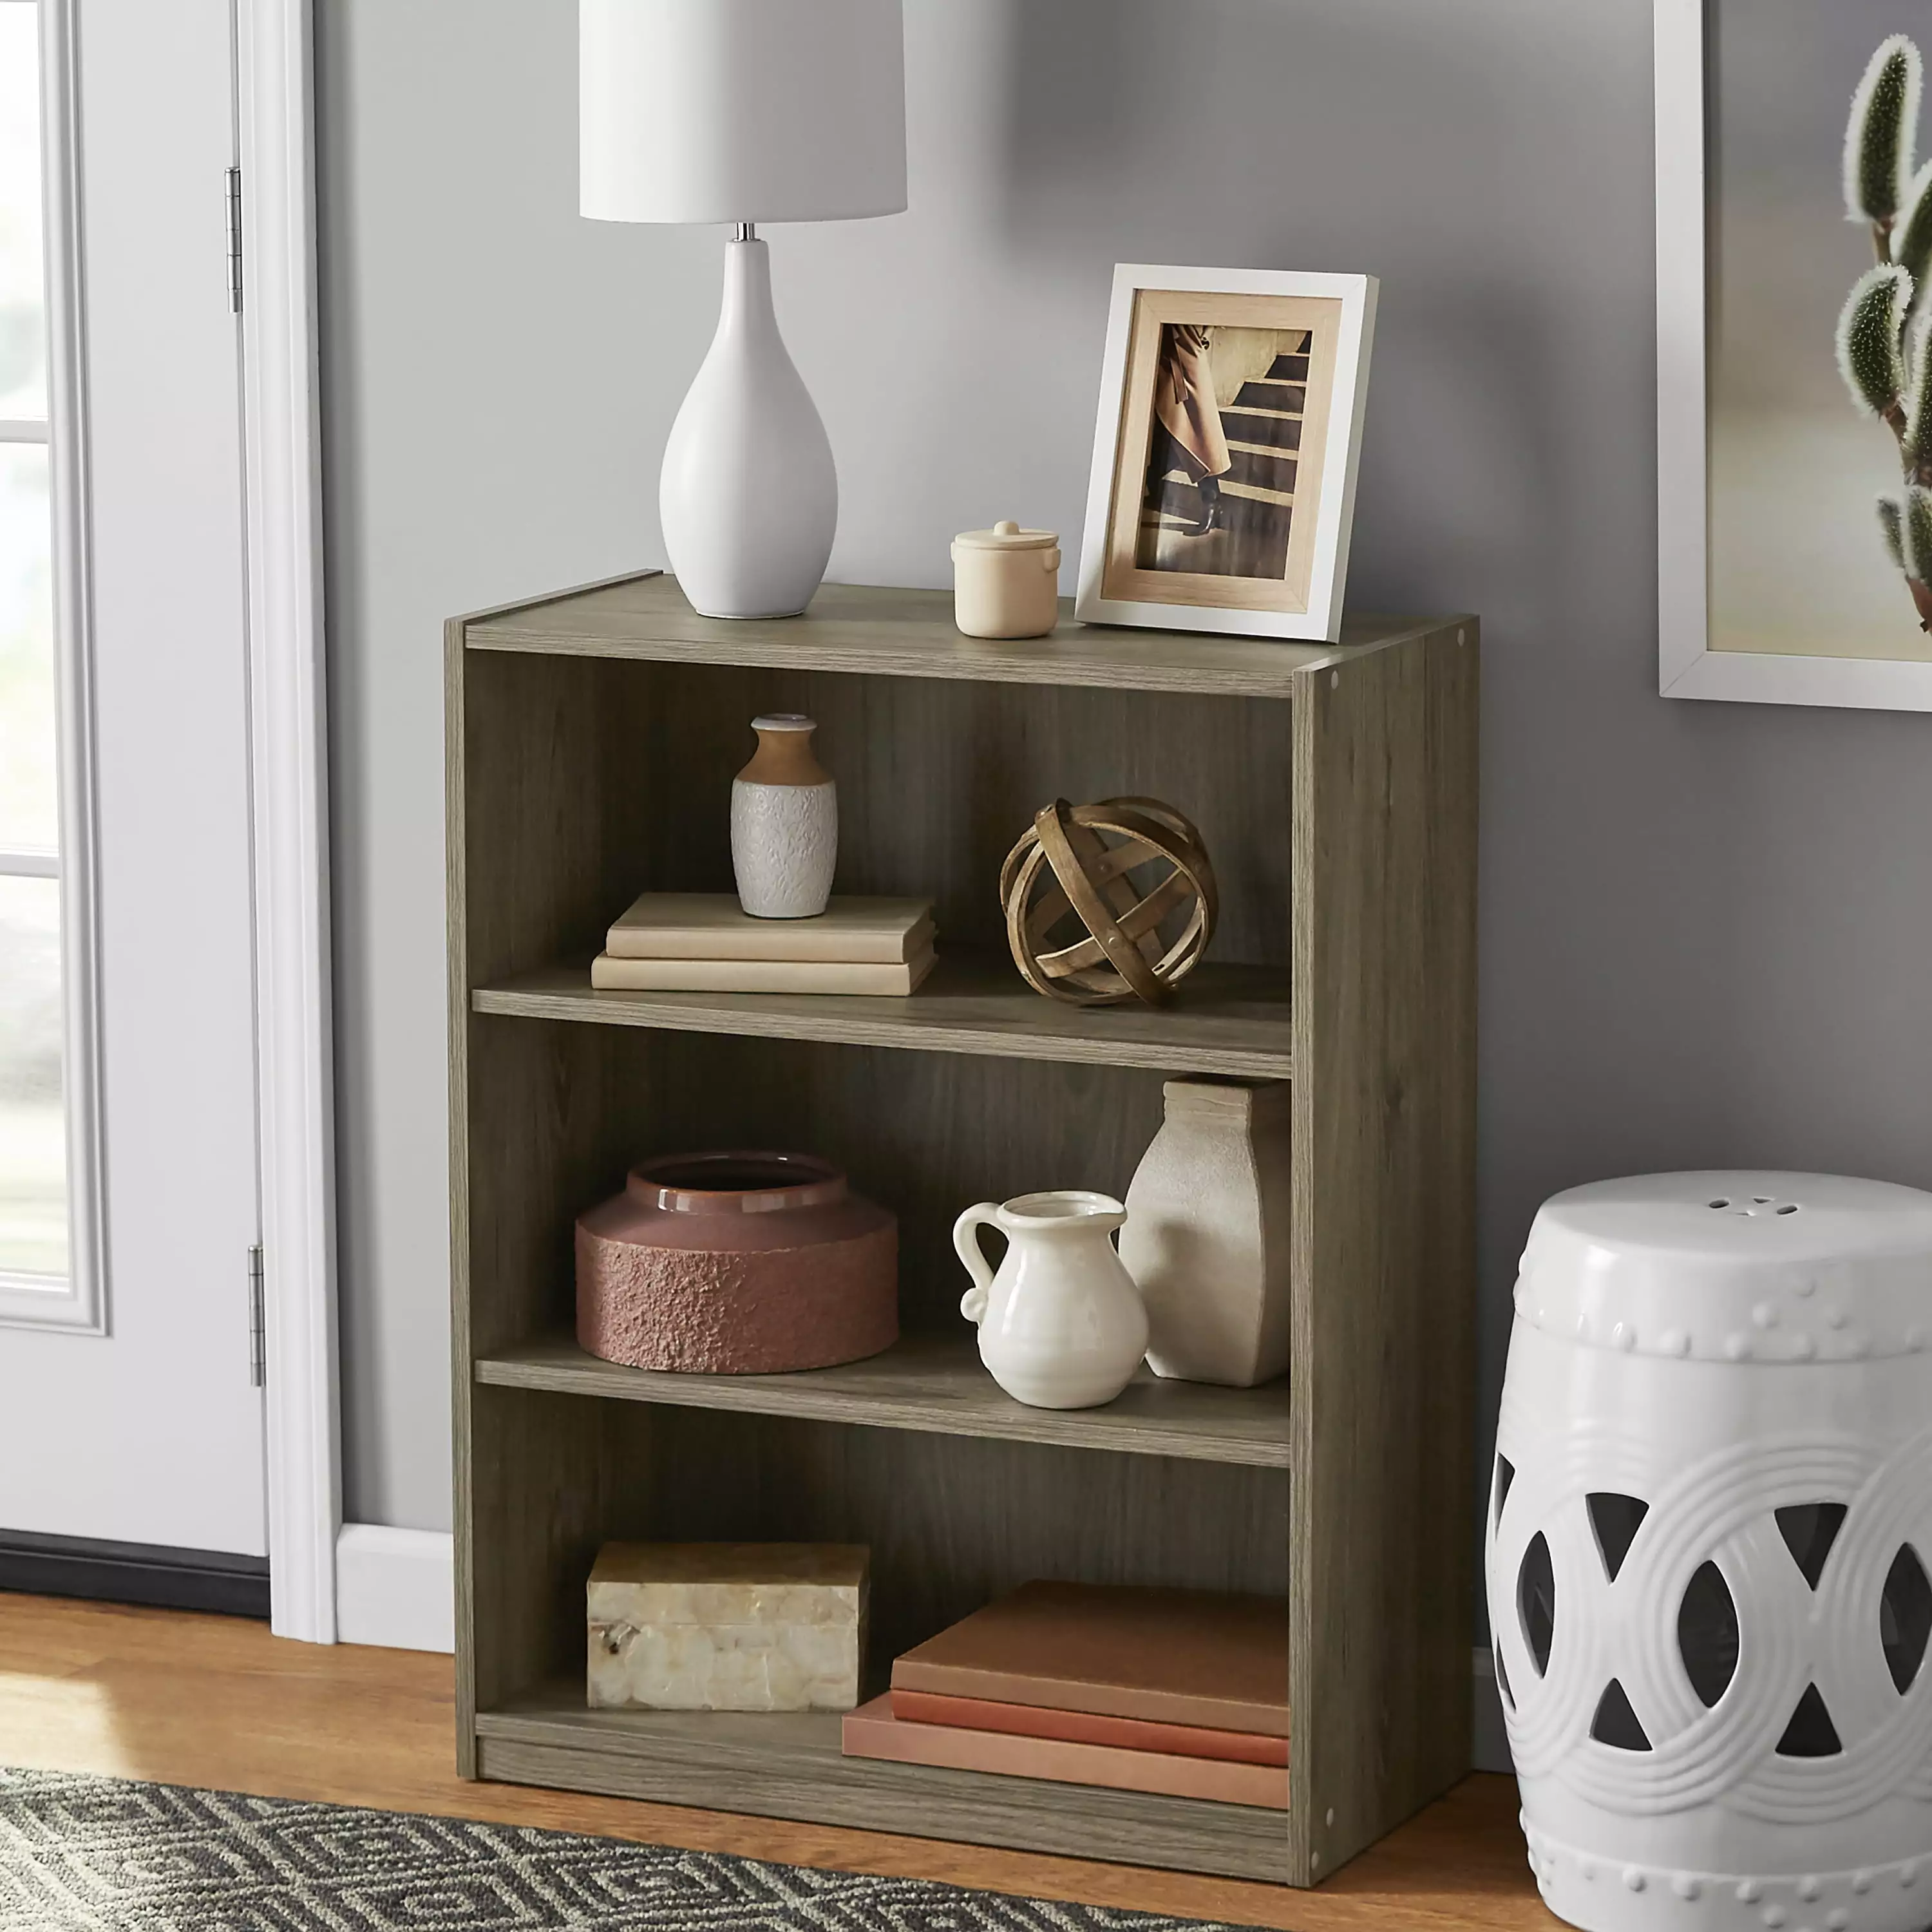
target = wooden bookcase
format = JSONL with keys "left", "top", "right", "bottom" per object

{"left": 446, "top": 573, "right": 1479, "bottom": 1887}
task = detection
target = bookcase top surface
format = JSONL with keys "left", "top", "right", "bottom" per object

{"left": 461, "top": 571, "right": 1469, "bottom": 699}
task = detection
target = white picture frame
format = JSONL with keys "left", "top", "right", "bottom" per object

{"left": 1656, "top": 0, "right": 1932, "bottom": 710}
{"left": 1074, "top": 264, "right": 1376, "bottom": 643}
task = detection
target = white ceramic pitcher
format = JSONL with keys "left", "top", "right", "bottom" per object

{"left": 952, "top": 1191, "right": 1149, "bottom": 1409}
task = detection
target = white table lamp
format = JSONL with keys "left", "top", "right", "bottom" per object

{"left": 581, "top": 0, "right": 907, "bottom": 620}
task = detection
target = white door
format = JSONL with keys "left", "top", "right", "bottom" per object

{"left": 0, "top": 0, "right": 266, "bottom": 1555}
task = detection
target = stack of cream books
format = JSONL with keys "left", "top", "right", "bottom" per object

{"left": 591, "top": 893, "right": 936, "bottom": 995}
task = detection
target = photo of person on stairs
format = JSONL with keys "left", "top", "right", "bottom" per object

{"left": 1135, "top": 324, "right": 1309, "bottom": 579}
{"left": 1079, "top": 269, "right": 1374, "bottom": 641}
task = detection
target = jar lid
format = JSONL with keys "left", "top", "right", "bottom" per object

{"left": 954, "top": 520, "right": 1057, "bottom": 551}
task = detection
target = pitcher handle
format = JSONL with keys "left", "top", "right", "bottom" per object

{"left": 953, "top": 1203, "right": 1001, "bottom": 1325}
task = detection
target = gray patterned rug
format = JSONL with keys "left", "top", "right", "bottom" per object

{"left": 0, "top": 1768, "right": 1236, "bottom": 1931}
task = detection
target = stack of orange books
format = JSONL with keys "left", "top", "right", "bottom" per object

{"left": 841, "top": 1580, "right": 1289, "bottom": 1809}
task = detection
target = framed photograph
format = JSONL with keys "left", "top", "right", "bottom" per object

{"left": 1659, "top": 1, "right": 1932, "bottom": 709}
{"left": 1074, "top": 265, "right": 1376, "bottom": 643}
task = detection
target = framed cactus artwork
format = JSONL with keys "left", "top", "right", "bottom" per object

{"left": 1658, "top": 0, "right": 1932, "bottom": 708}
{"left": 1074, "top": 265, "right": 1377, "bottom": 644}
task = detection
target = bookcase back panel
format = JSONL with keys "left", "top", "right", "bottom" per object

{"left": 638, "top": 1408, "right": 1290, "bottom": 1672}
{"left": 459, "top": 650, "right": 1293, "bottom": 983}
{"left": 464, "top": 1015, "right": 1178, "bottom": 1340}
{"left": 463, "top": 1383, "right": 655, "bottom": 1711}
{"left": 467, "top": 1384, "right": 1289, "bottom": 1704}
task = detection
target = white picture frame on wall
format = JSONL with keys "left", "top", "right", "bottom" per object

{"left": 1074, "top": 264, "right": 1376, "bottom": 643}
{"left": 1657, "top": 0, "right": 1932, "bottom": 710}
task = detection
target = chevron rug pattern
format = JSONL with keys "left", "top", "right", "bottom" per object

{"left": 0, "top": 1767, "right": 1235, "bottom": 1931}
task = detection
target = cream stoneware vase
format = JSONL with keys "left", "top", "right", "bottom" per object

{"left": 1119, "top": 1077, "right": 1291, "bottom": 1387}
{"left": 730, "top": 713, "right": 837, "bottom": 918}
{"left": 953, "top": 1191, "right": 1148, "bottom": 1409}
{"left": 951, "top": 521, "right": 1061, "bottom": 639}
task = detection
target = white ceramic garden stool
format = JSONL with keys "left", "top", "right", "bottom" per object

{"left": 1489, "top": 1173, "right": 1932, "bottom": 1932}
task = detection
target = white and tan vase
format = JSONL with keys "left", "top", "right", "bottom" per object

{"left": 1118, "top": 1078, "right": 1291, "bottom": 1388}
{"left": 730, "top": 713, "right": 837, "bottom": 918}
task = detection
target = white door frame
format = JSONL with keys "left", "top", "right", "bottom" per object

{"left": 236, "top": 0, "right": 341, "bottom": 1643}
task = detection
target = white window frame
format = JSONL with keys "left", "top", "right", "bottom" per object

{"left": 1656, "top": 0, "right": 1932, "bottom": 710}
{"left": 0, "top": 0, "right": 108, "bottom": 1332}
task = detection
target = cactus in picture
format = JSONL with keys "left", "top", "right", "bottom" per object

{"left": 1837, "top": 35, "right": 1932, "bottom": 630}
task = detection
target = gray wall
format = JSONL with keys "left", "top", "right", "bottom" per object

{"left": 317, "top": 0, "right": 1932, "bottom": 1542}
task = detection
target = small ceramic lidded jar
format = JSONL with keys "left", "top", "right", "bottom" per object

{"left": 1119, "top": 1079, "right": 1291, "bottom": 1388}
{"left": 730, "top": 713, "right": 837, "bottom": 918}
{"left": 951, "top": 522, "right": 1061, "bottom": 639}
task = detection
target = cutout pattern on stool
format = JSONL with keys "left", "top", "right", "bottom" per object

{"left": 1881, "top": 1545, "right": 1932, "bottom": 1693}
{"left": 1678, "top": 1560, "right": 1740, "bottom": 1709}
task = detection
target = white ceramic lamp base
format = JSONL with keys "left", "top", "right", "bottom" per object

{"left": 661, "top": 236, "right": 837, "bottom": 620}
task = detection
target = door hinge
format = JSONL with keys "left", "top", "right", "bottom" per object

{"left": 247, "top": 1244, "right": 266, "bottom": 1387}
{"left": 225, "top": 165, "right": 243, "bottom": 314}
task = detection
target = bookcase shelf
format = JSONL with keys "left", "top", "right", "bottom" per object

{"left": 471, "top": 953, "right": 1293, "bottom": 1078}
{"left": 448, "top": 571, "right": 1479, "bottom": 1889}
{"left": 476, "top": 1331, "right": 1291, "bottom": 1468}
{"left": 473, "top": 1681, "right": 1289, "bottom": 1878}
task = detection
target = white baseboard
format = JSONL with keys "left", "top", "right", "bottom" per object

{"left": 1472, "top": 1643, "right": 1512, "bottom": 1774}
{"left": 334, "top": 1523, "right": 454, "bottom": 1653}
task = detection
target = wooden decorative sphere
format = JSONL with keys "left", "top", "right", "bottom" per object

{"left": 999, "top": 797, "right": 1219, "bottom": 1008}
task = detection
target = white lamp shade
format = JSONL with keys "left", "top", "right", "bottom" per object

{"left": 581, "top": 0, "right": 907, "bottom": 225}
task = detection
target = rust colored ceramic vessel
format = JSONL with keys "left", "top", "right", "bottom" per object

{"left": 576, "top": 1152, "right": 898, "bottom": 1374}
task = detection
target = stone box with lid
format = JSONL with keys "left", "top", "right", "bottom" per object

{"left": 588, "top": 1542, "right": 870, "bottom": 1713}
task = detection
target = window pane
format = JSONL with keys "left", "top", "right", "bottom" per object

{"left": 0, "top": 442, "right": 55, "bottom": 852}
{"left": 0, "top": 873, "right": 65, "bottom": 1280}
{"left": 0, "top": 3, "right": 46, "bottom": 422}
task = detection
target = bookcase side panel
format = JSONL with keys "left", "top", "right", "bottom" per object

{"left": 1288, "top": 621, "right": 1479, "bottom": 1882}
{"left": 452, "top": 643, "right": 661, "bottom": 1747}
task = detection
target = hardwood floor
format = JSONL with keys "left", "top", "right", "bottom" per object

{"left": 0, "top": 1593, "right": 1548, "bottom": 1931}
